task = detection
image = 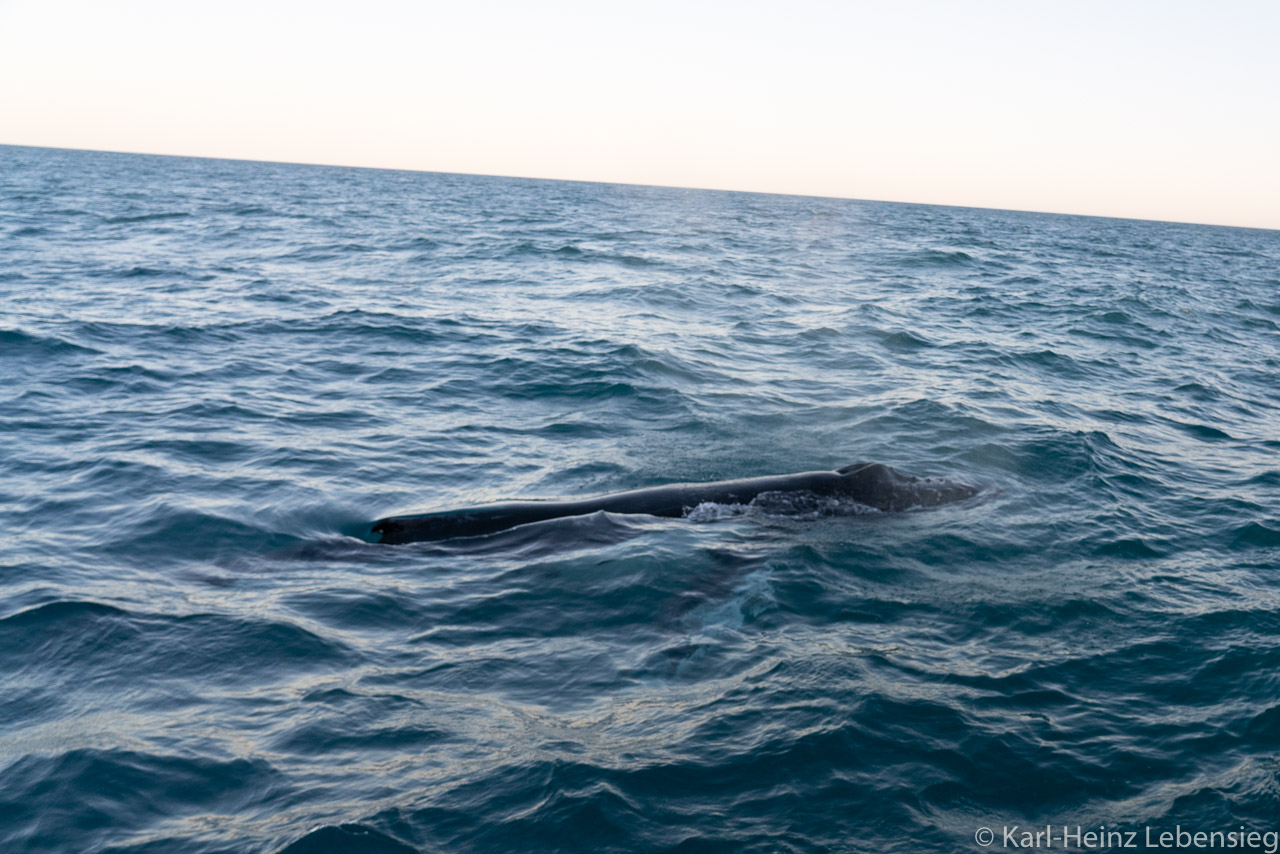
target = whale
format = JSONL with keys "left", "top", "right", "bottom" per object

{"left": 371, "top": 462, "right": 978, "bottom": 544}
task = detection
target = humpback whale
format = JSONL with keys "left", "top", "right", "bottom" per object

{"left": 371, "top": 462, "right": 977, "bottom": 545}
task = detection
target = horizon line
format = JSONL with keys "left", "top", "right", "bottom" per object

{"left": 4, "top": 141, "right": 1275, "bottom": 235}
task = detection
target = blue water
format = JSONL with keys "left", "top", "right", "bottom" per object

{"left": 2, "top": 144, "right": 1279, "bottom": 854}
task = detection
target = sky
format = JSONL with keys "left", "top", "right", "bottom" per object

{"left": 2, "top": 0, "right": 1277, "bottom": 229}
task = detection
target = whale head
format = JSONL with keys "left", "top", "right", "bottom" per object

{"left": 835, "top": 462, "right": 978, "bottom": 511}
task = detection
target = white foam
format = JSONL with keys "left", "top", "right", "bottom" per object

{"left": 683, "top": 490, "right": 880, "bottom": 523}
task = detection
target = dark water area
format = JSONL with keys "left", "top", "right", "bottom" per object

{"left": 2, "top": 144, "right": 1279, "bottom": 853}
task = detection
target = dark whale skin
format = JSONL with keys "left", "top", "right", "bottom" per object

{"left": 371, "top": 462, "right": 978, "bottom": 545}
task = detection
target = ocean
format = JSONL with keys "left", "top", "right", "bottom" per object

{"left": 2, "top": 144, "right": 1279, "bottom": 853}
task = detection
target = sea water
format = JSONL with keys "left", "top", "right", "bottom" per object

{"left": 2, "top": 145, "right": 1279, "bottom": 853}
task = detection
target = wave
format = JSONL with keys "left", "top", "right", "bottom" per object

{"left": 101, "top": 210, "right": 192, "bottom": 224}
{"left": 279, "top": 824, "right": 418, "bottom": 854}
{"left": 0, "top": 327, "right": 100, "bottom": 357}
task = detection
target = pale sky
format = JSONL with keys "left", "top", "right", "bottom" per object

{"left": 2, "top": 0, "right": 1277, "bottom": 229}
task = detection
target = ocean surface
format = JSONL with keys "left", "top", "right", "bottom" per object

{"left": 2, "top": 144, "right": 1279, "bottom": 854}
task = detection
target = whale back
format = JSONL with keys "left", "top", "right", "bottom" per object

{"left": 371, "top": 463, "right": 978, "bottom": 544}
